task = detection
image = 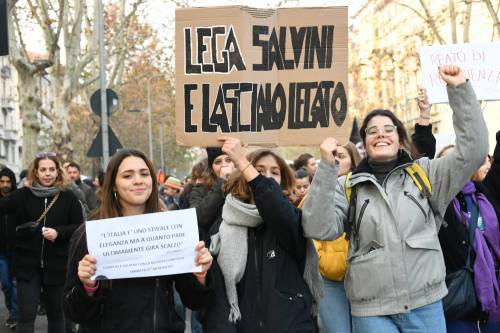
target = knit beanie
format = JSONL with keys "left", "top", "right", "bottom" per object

{"left": 164, "top": 176, "right": 182, "bottom": 190}
{"left": 206, "top": 148, "right": 224, "bottom": 169}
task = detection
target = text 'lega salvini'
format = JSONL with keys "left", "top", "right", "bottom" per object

{"left": 182, "top": 25, "right": 348, "bottom": 133}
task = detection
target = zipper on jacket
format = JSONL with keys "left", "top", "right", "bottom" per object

{"left": 403, "top": 191, "right": 427, "bottom": 219}
{"left": 153, "top": 278, "right": 159, "bottom": 333}
{"left": 253, "top": 229, "right": 264, "bottom": 329}
{"left": 381, "top": 163, "right": 413, "bottom": 189}
{"left": 354, "top": 199, "right": 370, "bottom": 250}
{"left": 40, "top": 198, "right": 47, "bottom": 268}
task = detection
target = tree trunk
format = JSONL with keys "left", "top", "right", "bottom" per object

{"left": 16, "top": 68, "right": 42, "bottom": 168}
{"left": 51, "top": 90, "right": 73, "bottom": 161}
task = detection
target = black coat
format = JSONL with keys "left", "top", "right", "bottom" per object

{"left": 414, "top": 126, "right": 500, "bottom": 321}
{"left": 188, "top": 178, "right": 225, "bottom": 244}
{"left": 0, "top": 187, "right": 83, "bottom": 284}
{"left": 63, "top": 227, "right": 212, "bottom": 333}
{"left": 202, "top": 175, "right": 315, "bottom": 333}
{"left": 0, "top": 167, "right": 17, "bottom": 254}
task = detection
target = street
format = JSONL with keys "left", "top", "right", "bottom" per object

{"left": 0, "top": 291, "right": 47, "bottom": 332}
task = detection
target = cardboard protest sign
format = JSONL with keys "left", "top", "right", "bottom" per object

{"left": 420, "top": 42, "right": 500, "bottom": 104}
{"left": 175, "top": 6, "right": 350, "bottom": 147}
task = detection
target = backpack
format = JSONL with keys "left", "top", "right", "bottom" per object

{"left": 344, "top": 163, "right": 432, "bottom": 245}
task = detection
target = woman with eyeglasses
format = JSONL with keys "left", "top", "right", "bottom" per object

{"left": 301, "top": 65, "right": 489, "bottom": 333}
{"left": 63, "top": 149, "right": 212, "bottom": 332}
{"left": 0, "top": 152, "right": 83, "bottom": 333}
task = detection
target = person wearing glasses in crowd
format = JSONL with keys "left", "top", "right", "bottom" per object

{"left": 0, "top": 152, "right": 83, "bottom": 333}
{"left": 301, "top": 65, "right": 489, "bottom": 332}
{"left": 63, "top": 149, "right": 213, "bottom": 332}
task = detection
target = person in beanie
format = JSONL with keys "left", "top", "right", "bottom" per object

{"left": 0, "top": 167, "right": 18, "bottom": 329}
{"left": 162, "top": 176, "right": 182, "bottom": 210}
{"left": 189, "top": 147, "right": 235, "bottom": 244}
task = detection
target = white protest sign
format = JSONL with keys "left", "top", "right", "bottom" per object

{"left": 86, "top": 209, "right": 201, "bottom": 280}
{"left": 420, "top": 42, "right": 500, "bottom": 104}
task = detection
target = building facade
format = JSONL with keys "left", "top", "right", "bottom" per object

{"left": 0, "top": 56, "right": 21, "bottom": 174}
{"left": 350, "top": 0, "right": 500, "bottom": 154}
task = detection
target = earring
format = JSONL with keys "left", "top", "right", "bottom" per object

{"left": 114, "top": 192, "right": 117, "bottom": 200}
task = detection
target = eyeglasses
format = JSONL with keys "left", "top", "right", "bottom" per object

{"left": 365, "top": 125, "right": 397, "bottom": 136}
{"left": 35, "top": 152, "right": 57, "bottom": 158}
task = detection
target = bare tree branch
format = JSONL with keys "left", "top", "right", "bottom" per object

{"left": 30, "top": 0, "right": 56, "bottom": 51}
{"left": 109, "top": 0, "right": 144, "bottom": 86}
{"left": 75, "top": 0, "right": 99, "bottom": 76}
{"left": 392, "top": 1, "right": 427, "bottom": 21}
{"left": 39, "top": 106, "right": 54, "bottom": 121}
{"left": 449, "top": 0, "right": 457, "bottom": 43}
{"left": 463, "top": 0, "right": 472, "bottom": 42}
{"left": 11, "top": 6, "right": 29, "bottom": 60}
{"left": 417, "top": 0, "right": 446, "bottom": 44}
{"left": 483, "top": 0, "right": 500, "bottom": 37}
{"left": 78, "top": 75, "right": 100, "bottom": 89}
{"left": 50, "top": 0, "right": 65, "bottom": 58}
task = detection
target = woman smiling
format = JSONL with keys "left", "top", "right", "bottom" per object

{"left": 302, "top": 66, "right": 489, "bottom": 332}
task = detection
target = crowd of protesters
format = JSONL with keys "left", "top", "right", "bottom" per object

{"left": 0, "top": 64, "right": 497, "bottom": 333}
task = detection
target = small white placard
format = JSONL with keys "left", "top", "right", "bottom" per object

{"left": 420, "top": 42, "right": 500, "bottom": 104}
{"left": 85, "top": 209, "right": 201, "bottom": 280}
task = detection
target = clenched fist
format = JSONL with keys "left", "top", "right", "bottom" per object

{"left": 439, "top": 65, "right": 466, "bottom": 87}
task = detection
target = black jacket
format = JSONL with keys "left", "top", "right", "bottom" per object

{"left": 63, "top": 227, "right": 212, "bottom": 333}
{"left": 0, "top": 187, "right": 83, "bottom": 284}
{"left": 413, "top": 126, "right": 500, "bottom": 321}
{"left": 202, "top": 175, "right": 315, "bottom": 333}
{"left": 411, "top": 123, "right": 436, "bottom": 158}
{"left": 188, "top": 178, "right": 225, "bottom": 244}
{"left": 76, "top": 179, "right": 99, "bottom": 212}
{"left": 0, "top": 167, "right": 17, "bottom": 254}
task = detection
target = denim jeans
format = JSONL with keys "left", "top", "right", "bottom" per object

{"left": 319, "top": 278, "right": 351, "bottom": 333}
{"left": 0, "top": 254, "right": 17, "bottom": 320}
{"left": 173, "top": 285, "right": 204, "bottom": 333}
{"left": 352, "top": 300, "right": 446, "bottom": 333}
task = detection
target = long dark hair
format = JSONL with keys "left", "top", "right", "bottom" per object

{"left": 71, "top": 149, "right": 161, "bottom": 289}
{"left": 90, "top": 149, "right": 162, "bottom": 220}
{"left": 359, "top": 109, "right": 414, "bottom": 157}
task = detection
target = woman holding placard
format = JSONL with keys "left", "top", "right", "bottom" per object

{"left": 63, "top": 149, "right": 213, "bottom": 332}
{"left": 202, "top": 137, "right": 321, "bottom": 333}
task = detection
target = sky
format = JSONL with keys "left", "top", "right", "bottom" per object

{"left": 149, "top": 0, "right": 358, "bottom": 58}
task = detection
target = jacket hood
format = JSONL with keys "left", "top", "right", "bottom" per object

{"left": 0, "top": 167, "right": 17, "bottom": 192}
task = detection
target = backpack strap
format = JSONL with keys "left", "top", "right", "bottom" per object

{"left": 344, "top": 172, "right": 356, "bottom": 241}
{"left": 404, "top": 163, "right": 432, "bottom": 198}
{"left": 344, "top": 164, "right": 432, "bottom": 242}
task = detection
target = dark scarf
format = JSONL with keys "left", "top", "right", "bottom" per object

{"left": 368, "top": 158, "right": 398, "bottom": 184}
{"left": 354, "top": 150, "right": 412, "bottom": 183}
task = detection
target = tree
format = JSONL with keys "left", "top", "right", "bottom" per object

{"left": 350, "top": 0, "right": 500, "bottom": 126}
{"left": 8, "top": 0, "right": 145, "bottom": 166}
{"left": 69, "top": 3, "right": 195, "bottom": 176}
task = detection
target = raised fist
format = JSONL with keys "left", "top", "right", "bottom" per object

{"left": 439, "top": 65, "right": 466, "bottom": 87}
